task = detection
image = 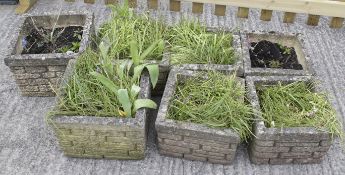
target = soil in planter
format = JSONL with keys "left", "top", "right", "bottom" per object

{"left": 22, "top": 26, "right": 83, "bottom": 54}
{"left": 249, "top": 40, "right": 303, "bottom": 70}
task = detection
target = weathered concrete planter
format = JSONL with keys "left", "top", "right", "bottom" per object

{"left": 172, "top": 31, "right": 244, "bottom": 76}
{"left": 47, "top": 60, "right": 151, "bottom": 159}
{"left": 242, "top": 31, "right": 313, "bottom": 76}
{"left": 155, "top": 68, "right": 241, "bottom": 164}
{"left": 246, "top": 76, "right": 332, "bottom": 164}
{"left": 4, "top": 12, "right": 94, "bottom": 96}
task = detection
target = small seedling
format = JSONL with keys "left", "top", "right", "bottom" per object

{"left": 269, "top": 60, "right": 282, "bottom": 68}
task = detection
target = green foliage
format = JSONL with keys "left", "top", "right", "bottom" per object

{"left": 258, "top": 81, "right": 343, "bottom": 138}
{"left": 167, "top": 20, "right": 237, "bottom": 65}
{"left": 269, "top": 60, "right": 282, "bottom": 68}
{"left": 98, "top": 2, "right": 167, "bottom": 61}
{"left": 168, "top": 71, "right": 253, "bottom": 141}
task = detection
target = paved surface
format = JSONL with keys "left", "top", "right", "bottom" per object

{"left": 1, "top": 0, "right": 345, "bottom": 174}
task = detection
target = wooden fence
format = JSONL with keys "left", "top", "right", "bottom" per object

{"left": 16, "top": 0, "right": 345, "bottom": 28}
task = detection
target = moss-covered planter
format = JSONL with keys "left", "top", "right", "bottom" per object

{"left": 4, "top": 12, "right": 94, "bottom": 96}
{"left": 242, "top": 31, "right": 313, "bottom": 76}
{"left": 172, "top": 31, "right": 244, "bottom": 76}
{"left": 246, "top": 76, "right": 332, "bottom": 164}
{"left": 47, "top": 59, "right": 151, "bottom": 159}
{"left": 155, "top": 68, "right": 243, "bottom": 165}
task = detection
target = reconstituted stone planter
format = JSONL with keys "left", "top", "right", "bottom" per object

{"left": 172, "top": 31, "right": 244, "bottom": 76}
{"left": 241, "top": 31, "right": 313, "bottom": 76}
{"left": 4, "top": 12, "right": 94, "bottom": 96}
{"left": 246, "top": 76, "right": 332, "bottom": 164}
{"left": 155, "top": 68, "right": 241, "bottom": 164}
{"left": 47, "top": 60, "right": 151, "bottom": 159}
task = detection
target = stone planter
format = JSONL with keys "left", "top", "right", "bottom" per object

{"left": 155, "top": 68, "right": 242, "bottom": 164}
{"left": 47, "top": 59, "right": 151, "bottom": 159}
{"left": 241, "top": 31, "right": 313, "bottom": 76}
{"left": 172, "top": 31, "right": 244, "bottom": 76}
{"left": 4, "top": 12, "right": 94, "bottom": 96}
{"left": 246, "top": 76, "right": 332, "bottom": 164}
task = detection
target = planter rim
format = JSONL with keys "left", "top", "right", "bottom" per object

{"left": 156, "top": 68, "right": 241, "bottom": 142}
{"left": 241, "top": 30, "right": 314, "bottom": 76}
{"left": 246, "top": 75, "right": 331, "bottom": 138}
{"left": 48, "top": 59, "right": 150, "bottom": 129}
{"left": 4, "top": 11, "right": 94, "bottom": 67}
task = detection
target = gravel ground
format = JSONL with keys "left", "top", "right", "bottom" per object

{"left": 0, "top": 0, "right": 345, "bottom": 174}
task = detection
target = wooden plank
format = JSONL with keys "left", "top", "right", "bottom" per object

{"left": 260, "top": 9, "right": 273, "bottom": 21}
{"left": 15, "top": 0, "right": 38, "bottom": 14}
{"left": 214, "top": 4, "right": 226, "bottom": 16}
{"left": 237, "top": 7, "right": 249, "bottom": 18}
{"left": 178, "top": 0, "right": 345, "bottom": 18}
{"left": 84, "top": 0, "right": 95, "bottom": 4}
{"left": 283, "top": 12, "right": 296, "bottom": 23}
{"left": 128, "top": 0, "right": 137, "bottom": 8}
{"left": 105, "top": 0, "right": 118, "bottom": 5}
{"left": 192, "top": 2, "right": 203, "bottom": 14}
{"left": 330, "top": 17, "right": 344, "bottom": 28}
{"left": 148, "top": 0, "right": 158, "bottom": 9}
{"left": 170, "top": 0, "right": 181, "bottom": 12}
{"left": 307, "top": 14, "right": 320, "bottom": 26}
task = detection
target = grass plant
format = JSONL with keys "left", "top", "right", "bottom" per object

{"left": 168, "top": 71, "right": 253, "bottom": 141}
{"left": 99, "top": 1, "right": 167, "bottom": 60}
{"left": 257, "top": 81, "right": 343, "bottom": 138}
{"left": 167, "top": 20, "right": 237, "bottom": 65}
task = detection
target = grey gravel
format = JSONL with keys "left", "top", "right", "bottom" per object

{"left": 1, "top": 0, "right": 345, "bottom": 175}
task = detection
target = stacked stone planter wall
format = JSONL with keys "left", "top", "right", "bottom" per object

{"left": 246, "top": 76, "right": 332, "bottom": 164}
{"left": 241, "top": 31, "right": 313, "bottom": 76}
{"left": 155, "top": 68, "right": 242, "bottom": 164}
{"left": 4, "top": 12, "right": 94, "bottom": 96}
{"left": 48, "top": 60, "right": 151, "bottom": 159}
{"left": 173, "top": 31, "right": 244, "bottom": 76}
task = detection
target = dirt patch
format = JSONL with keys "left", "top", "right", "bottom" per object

{"left": 249, "top": 40, "right": 303, "bottom": 70}
{"left": 22, "top": 26, "right": 83, "bottom": 54}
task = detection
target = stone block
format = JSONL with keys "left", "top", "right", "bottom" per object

{"left": 184, "top": 154, "right": 207, "bottom": 162}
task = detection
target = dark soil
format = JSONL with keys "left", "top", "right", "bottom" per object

{"left": 249, "top": 40, "right": 303, "bottom": 70}
{"left": 22, "top": 26, "right": 83, "bottom": 54}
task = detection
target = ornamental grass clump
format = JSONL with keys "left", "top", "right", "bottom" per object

{"left": 99, "top": 2, "right": 167, "bottom": 61}
{"left": 168, "top": 71, "right": 253, "bottom": 141}
{"left": 257, "top": 81, "right": 343, "bottom": 138}
{"left": 168, "top": 20, "right": 237, "bottom": 65}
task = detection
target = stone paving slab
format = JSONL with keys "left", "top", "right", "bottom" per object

{"left": 0, "top": 0, "right": 345, "bottom": 175}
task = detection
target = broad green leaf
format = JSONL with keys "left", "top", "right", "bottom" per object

{"left": 133, "top": 99, "right": 157, "bottom": 112}
{"left": 90, "top": 72, "right": 118, "bottom": 93}
{"left": 139, "top": 39, "right": 164, "bottom": 61}
{"left": 130, "top": 40, "right": 140, "bottom": 66}
{"left": 145, "top": 64, "right": 159, "bottom": 88}
{"left": 117, "top": 60, "right": 129, "bottom": 80}
{"left": 99, "top": 40, "right": 110, "bottom": 59}
{"left": 130, "top": 84, "right": 141, "bottom": 99}
{"left": 117, "top": 89, "right": 132, "bottom": 117}
{"left": 132, "top": 64, "right": 146, "bottom": 82}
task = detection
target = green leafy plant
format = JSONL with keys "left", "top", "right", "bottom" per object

{"left": 168, "top": 71, "right": 253, "bottom": 141}
{"left": 90, "top": 38, "right": 162, "bottom": 117}
{"left": 168, "top": 20, "right": 237, "bottom": 65}
{"left": 269, "top": 60, "right": 282, "bottom": 68}
{"left": 257, "top": 81, "right": 343, "bottom": 138}
{"left": 99, "top": 1, "right": 167, "bottom": 61}
{"left": 278, "top": 43, "right": 292, "bottom": 55}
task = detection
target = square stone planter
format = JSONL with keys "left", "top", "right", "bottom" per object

{"left": 47, "top": 59, "right": 151, "bottom": 159}
{"left": 4, "top": 12, "right": 94, "bottom": 97}
{"left": 246, "top": 76, "right": 332, "bottom": 164}
{"left": 242, "top": 31, "right": 313, "bottom": 76}
{"left": 172, "top": 31, "right": 244, "bottom": 77}
{"left": 155, "top": 68, "right": 241, "bottom": 165}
